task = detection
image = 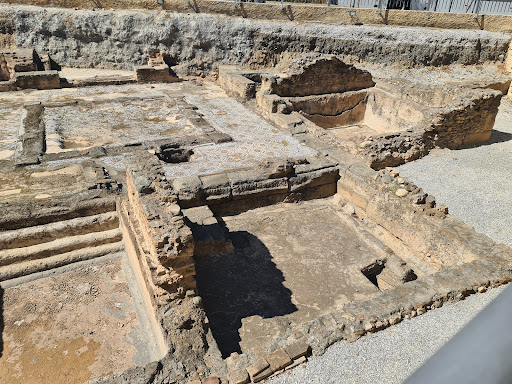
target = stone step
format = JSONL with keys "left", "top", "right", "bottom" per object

{"left": 0, "top": 241, "right": 125, "bottom": 281}
{"left": 0, "top": 211, "right": 119, "bottom": 250}
{"left": 0, "top": 197, "right": 117, "bottom": 231}
{"left": 0, "top": 228, "right": 123, "bottom": 268}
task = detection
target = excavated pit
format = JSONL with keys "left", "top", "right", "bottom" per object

{"left": 0, "top": 8, "right": 511, "bottom": 384}
{"left": 193, "top": 199, "right": 419, "bottom": 359}
{"left": 1, "top": 68, "right": 511, "bottom": 384}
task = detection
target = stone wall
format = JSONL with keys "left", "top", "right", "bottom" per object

{"left": 120, "top": 151, "right": 227, "bottom": 383}
{"left": 334, "top": 154, "right": 495, "bottom": 269}
{"left": 0, "top": 5, "right": 509, "bottom": 74}
{"left": 170, "top": 157, "right": 339, "bottom": 214}
{"left": 261, "top": 56, "right": 375, "bottom": 97}
{"left": 360, "top": 85, "right": 504, "bottom": 168}
{"left": 125, "top": 151, "right": 196, "bottom": 306}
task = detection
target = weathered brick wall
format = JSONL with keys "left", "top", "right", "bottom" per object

{"left": 433, "top": 90, "right": 503, "bottom": 148}
{"left": 336, "top": 155, "right": 497, "bottom": 269}
{"left": 125, "top": 152, "right": 196, "bottom": 306}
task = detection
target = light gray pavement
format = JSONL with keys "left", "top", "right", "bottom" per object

{"left": 269, "top": 98, "right": 512, "bottom": 384}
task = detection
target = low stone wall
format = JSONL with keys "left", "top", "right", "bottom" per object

{"left": 218, "top": 66, "right": 257, "bottom": 101}
{"left": 262, "top": 127, "right": 512, "bottom": 358}
{"left": 336, "top": 159, "right": 494, "bottom": 269}
{"left": 125, "top": 152, "right": 196, "bottom": 306}
{"left": 171, "top": 157, "right": 339, "bottom": 214}
{"left": 120, "top": 151, "right": 227, "bottom": 383}
{"left": 360, "top": 85, "right": 504, "bottom": 168}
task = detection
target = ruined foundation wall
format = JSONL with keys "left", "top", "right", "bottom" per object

{"left": 359, "top": 86, "right": 503, "bottom": 169}
{"left": 336, "top": 157, "right": 497, "bottom": 270}
{"left": 0, "top": 5, "right": 510, "bottom": 73}
{"left": 432, "top": 91, "right": 503, "bottom": 147}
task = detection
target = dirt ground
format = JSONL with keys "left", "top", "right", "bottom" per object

{"left": 0, "top": 255, "right": 160, "bottom": 384}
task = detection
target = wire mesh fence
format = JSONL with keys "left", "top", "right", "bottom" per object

{"left": 331, "top": 0, "right": 512, "bottom": 15}
{"left": 230, "top": 0, "right": 512, "bottom": 16}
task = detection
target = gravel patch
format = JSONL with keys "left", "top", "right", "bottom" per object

{"left": 397, "top": 98, "right": 512, "bottom": 247}
{"left": 269, "top": 285, "right": 506, "bottom": 384}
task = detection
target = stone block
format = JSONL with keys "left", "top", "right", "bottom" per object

{"left": 228, "top": 369, "right": 250, "bottom": 384}
{"left": 252, "top": 367, "right": 273, "bottom": 383}
{"left": 218, "top": 66, "right": 256, "bottom": 101}
{"left": 294, "top": 158, "right": 337, "bottom": 174}
{"left": 288, "top": 167, "right": 338, "bottom": 192}
{"left": 135, "top": 64, "right": 179, "bottom": 83}
{"left": 266, "top": 348, "right": 292, "bottom": 372}
{"left": 286, "top": 355, "right": 307, "bottom": 370}
{"left": 256, "top": 92, "right": 282, "bottom": 115}
{"left": 284, "top": 340, "right": 310, "bottom": 360}
{"left": 173, "top": 176, "right": 202, "bottom": 202}
{"left": 15, "top": 71, "right": 60, "bottom": 90}
{"left": 182, "top": 206, "right": 214, "bottom": 224}
{"left": 228, "top": 171, "right": 288, "bottom": 199}
{"left": 246, "top": 357, "right": 269, "bottom": 378}
{"left": 258, "top": 159, "right": 294, "bottom": 179}
{"left": 232, "top": 178, "right": 289, "bottom": 199}
{"left": 203, "top": 377, "right": 220, "bottom": 384}
{"left": 200, "top": 173, "right": 231, "bottom": 202}
{"left": 272, "top": 112, "right": 305, "bottom": 131}
{"left": 182, "top": 206, "right": 234, "bottom": 257}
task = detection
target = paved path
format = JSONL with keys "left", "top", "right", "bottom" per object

{"left": 269, "top": 98, "right": 512, "bottom": 384}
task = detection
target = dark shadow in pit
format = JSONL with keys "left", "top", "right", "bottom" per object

{"left": 194, "top": 230, "right": 297, "bottom": 358}
{"left": 456, "top": 129, "right": 512, "bottom": 150}
{"left": 0, "top": 285, "right": 4, "bottom": 358}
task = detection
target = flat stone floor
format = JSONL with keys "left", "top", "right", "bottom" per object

{"left": 0, "top": 161, "right": 91, "bottom": 203}
{"left": 0, "top": 79, "right": 315, "bottom": 179}
{"left": 43, "top": 95, "right": 208, "bottom": 152}
{"left": 195, "top": 199, "right": 392, "bottom": 359}
{"left": 164, "top": 81, "right": 316, "bottom": 178}
{"left": 0, "top": 254, "right": 161, "bottom": 384}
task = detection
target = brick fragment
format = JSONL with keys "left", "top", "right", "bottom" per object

{"left": 284, "top": 340, "right": 310, "bottom": 360}
{"left": 252, "top": 367, "right": 273, "bottom": 383}
{"left": 246, "top": 357, "right": 269, "bottom": 379}
{"left": 266, "top": 348, "right": 292, "bottom": 372}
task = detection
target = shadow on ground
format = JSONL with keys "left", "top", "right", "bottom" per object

{"left": 456, "top": 129, "right": 512, "bottom": 150}
{"left": 195, "top": 230, "right": 297, "bottom": 358}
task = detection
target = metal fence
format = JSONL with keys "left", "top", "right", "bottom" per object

{"left": 231, "top": 0, "right": 512, "bottom": 16}
{"left": 332, "top": 0, "right": 512, "bottom": 15}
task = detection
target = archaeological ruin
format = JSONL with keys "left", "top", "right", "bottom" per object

{"left": 0, "top": 1, "right": 511, "bottom": 383}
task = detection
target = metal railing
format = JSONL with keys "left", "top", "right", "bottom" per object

{"left": 230, "top": 0, "right": 512, "bottom": 16}
{"left": 331, "top": 0, "right": 512, "bottom": 15}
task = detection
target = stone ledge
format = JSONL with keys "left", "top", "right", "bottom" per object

{"left": 15, "top": 70, "right": 60, "bottom": 89}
